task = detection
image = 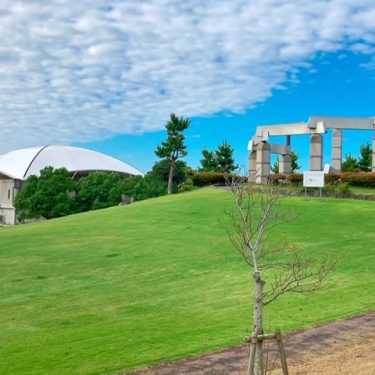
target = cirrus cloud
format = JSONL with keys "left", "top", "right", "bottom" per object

{"left": 0, "top": 0, "right": 374, "bottom": 152}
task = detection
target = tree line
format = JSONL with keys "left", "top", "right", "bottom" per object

{"left": 342, "top": 142, "right": 372, "bottom": 172}
{"left": 14, "top": 114, "right": 374, "bottom": 221}
{"left": 15, "top": 114, "right": 238, "bottom": 220}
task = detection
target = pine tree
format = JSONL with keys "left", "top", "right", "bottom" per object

{"left": 358, "top": 142, "right": 372, "bottom": 172}
{"left": 199, "top": 141, "right": 237, "bottom": 173}
{"left": 155, "top": 114, "right": 190, "bottom": 194}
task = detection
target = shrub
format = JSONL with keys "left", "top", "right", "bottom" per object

{"left": 76, "top": 172, "right": 123, "bottom": 211}
{"left": 286, "top": 173, "right": 303, "bottom": 184}
{"left": 269, "top": 174, "right": 287, "bottom": 184}
{"left": 178, "top": 182, "right": 196, "bottom": 193}
{"left": 323, "top": 184, "right": 336, "bottom": 194}
{"left": 340, "top": 172, "right": 375, "bottom": 187}
{"left": 192, "top": 172, "right": 232, "bottom": 186}
{"left": 325, "top": 173, "right": 340, "bottom": 184}
{"left": 337, "top": 182, "right": 351, "bottom": 195}
{"left": 148, "top": 159, "right": 187, "bottom": 185}
{"left": 15, "top": 167, "right": 77, "bottom": 220}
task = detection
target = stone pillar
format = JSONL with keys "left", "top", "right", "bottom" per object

{"left": 331, "top": 129, "right": 342, "bottom": 172}
{"left": 248, "top": 150, "right": 257, "bottom": 180}
{"left": 256, "top": 142, "right": 271, "bottom": 184}
{"left": 372, "top": 134, "right": 375, "bottom": 172}
{"left": 310, "top": 134, "right": 323, "bottom": 171}
{"left": 279, "top": 154, "right": 291, "bottom": 175}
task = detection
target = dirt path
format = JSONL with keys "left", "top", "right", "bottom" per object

{"left": 125, "top": 311, "right": 375, "bottom": 375}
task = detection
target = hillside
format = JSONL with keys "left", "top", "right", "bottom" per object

{"left": 0, "top": 188, "right": 374, "bottom": 375}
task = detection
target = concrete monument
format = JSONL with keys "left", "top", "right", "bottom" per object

{"left": 248, "top": 116, "right": 375, "bottom": 182}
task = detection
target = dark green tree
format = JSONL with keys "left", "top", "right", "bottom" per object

{"left": 199, "top": 141, "right": 237, "bottom": 173}
{"left": 291, "top": 150, "right": 301, "bottom": 173}
{"left": 148, "top": 159, "right": 187, "bottom": 187}
{"left": 216, "top": 141, "right": 238, "bottom": 173}
{"left": 358, "top": 142, "right": 372, "bottom": 172}
{"left": 199, "top": 149, "right": 218, "bottom": 172}
{"left": 155, "top": 114, "right": 190, "bottom": 194}
{"left": 271, "top": 159, "right": 279, "bottom": 174}
{"left": 342, "top": 154, "right": 359, "bottom": 172}
{"left": 76, "top": 172, "right": 122, "bottom": 211}
{"left": 14, "top": 167, "right": 77, "bottom": 220}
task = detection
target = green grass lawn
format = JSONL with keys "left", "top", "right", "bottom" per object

{"left": 0, "top": 188, "right": 374, "bottom": 375}
{"left": 259, "top": 182, "right": 375, "bottom": 196}
{"left": 350, "top": 186, "right": 375, "bottom": 195}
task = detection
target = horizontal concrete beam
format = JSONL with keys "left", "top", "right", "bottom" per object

{"left": 270, "top": 144, "right": 291, "bottom": 155}
{"left": 248, "top": 141, "right": 291, "bottom": 154}
{"left": 308, "top": 116, "right": 375, "bottom": 130}
{"left": 255, "top": 122, "right": 326, "bottom": 137}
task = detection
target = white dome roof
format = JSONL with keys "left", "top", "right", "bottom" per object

{"left": 0, "top": 145, "right": 143, "bottom": 180}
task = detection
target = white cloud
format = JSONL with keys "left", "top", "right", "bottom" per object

{"left": 0, "top": 0, "right": 374, "bottom": 151}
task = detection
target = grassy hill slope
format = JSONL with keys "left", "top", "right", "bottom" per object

{"left": 0, "top": 188, "right": 374, "bottom": 375}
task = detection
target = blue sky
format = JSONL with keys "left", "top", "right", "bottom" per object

{"left": 77, "top": 51, "right": 375, "bottom": 173}
{"left": 0, "top": 1, "right": 374, "bottom": 173}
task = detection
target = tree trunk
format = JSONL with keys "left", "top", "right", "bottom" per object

{"left": 253, "top": 271, "right": 265, "bottom": 375}
{"left": 168, "top": 160, "right": 175, "bottom": 195}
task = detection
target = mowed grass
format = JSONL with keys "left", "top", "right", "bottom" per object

{"left": 0, "top": 188, "right": 374, "bottom": 375}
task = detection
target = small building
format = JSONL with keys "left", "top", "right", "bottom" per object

{"left": 0, "top": 145, "right": 143, "bottom": 225}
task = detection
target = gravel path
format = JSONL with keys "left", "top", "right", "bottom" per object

{"left": 125, "top": 311, "right": 375, "bottom": 375}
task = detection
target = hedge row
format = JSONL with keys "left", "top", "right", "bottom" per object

{"left": 340, "top": 172, "right": 375, "bottom": 187}
{"left": 272, "top": 172, "right": 375, "bottom": 187}
{"left": 192, "top": 171, "right": 375, "bottom": 188}
{"left": 192, "top": 172, "right": 237, "bottom": 186}
{"left": 269, "top": 174, "right": 303, "bottom": 183}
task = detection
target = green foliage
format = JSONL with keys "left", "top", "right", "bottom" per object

{"left": 148, "top": 159, "right": 187, "bottom": 185}
{"left": 155, "top": 114, "right": 190, "bottom": 161}
{"left": 155, "top": 113, "right": 190, "bottom": 193}
{"left": 325, "top": 174, "right": 341, "bottom": 184}
{"left": 215, "top": 141, "right": 238, "bottom": 173}
{"left": 358, "top": 142, "right": 372, "bottom": 172}
{"left": 199, "top": 141, "right": 238, "bottom": 173}
{"left": 291, "top": 150, "right": 301, "bottom": 172}
{"left": 287, "top": 173, "right": 303, "bottom": 184}
{"left": 271, "top": 159, "right": 279, "bottom": 174}
{"left": 15, "top": 168, "right": 169, "bottom": 220}
{"left": 192, "top": 172, "right": 231, "bottom": 186}
{"left": 199, "top": 149, "right": 218, "bottom": 172}
{"left": 340, "top": 172, "right": 375, "bottom": 187}
{"left": 76, "top": 172, "right": 122, "bottom": 211}
{"left": 269, "top": 174, "right": 287, "bottom": 184}
{"left": 342, "top": 154, "right": 360, "bottom": 172}
{"left": 14, "top": 167, "right": 77, "bottom": 220}
{"left": 337, "top": 182, "right": 351, "bottom": 195}
{"left": 342, "top": 143, "right": 373, "bottom": 172}
{"left": 130, "top": 175, "right": 168, "bottom": 201}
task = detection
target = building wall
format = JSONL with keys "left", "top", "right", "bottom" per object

{"left": 0, "top": 177, "right": 18, "bottom": 225}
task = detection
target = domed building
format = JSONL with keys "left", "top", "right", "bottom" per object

{"left": 0, "top": 145, "right": 143, "bottom": 225}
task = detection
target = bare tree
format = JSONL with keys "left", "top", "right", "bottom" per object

{"left": 225, "top": 177, "right": 336, "bottom": 375}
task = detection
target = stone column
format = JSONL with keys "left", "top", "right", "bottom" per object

{"left": 248, "top": 150, "right": 257, "bottom": 181}
{"left": 331, "top": 129, "right": 342, "bottom": 172}
{"left": 279, "top": 154, "right": 291, "bottom": 175}
{"left": 310, "top": 134, "right": 323, "bottom": 171}
{"left": 256, "top": 142, "right": 271, "bottom": 184}
{"left": 372, "top": 134, "right": 375, "bottom": 172}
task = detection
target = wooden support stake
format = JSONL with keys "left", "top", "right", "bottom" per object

{"left": 246, "top": 331, "right": 289, "bottom": 375}
{"left": 247, "top": 341, "right": 256, "bottom": 375}
{"left": 245, "top": 333, "right": 276, "bottom": 343}
{"left": 275, "top": 329, "right": 289, "bottom": 375}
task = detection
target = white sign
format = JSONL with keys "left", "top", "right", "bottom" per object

{"left": 303, "top": 171, "right": 325, "bottom": 188}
